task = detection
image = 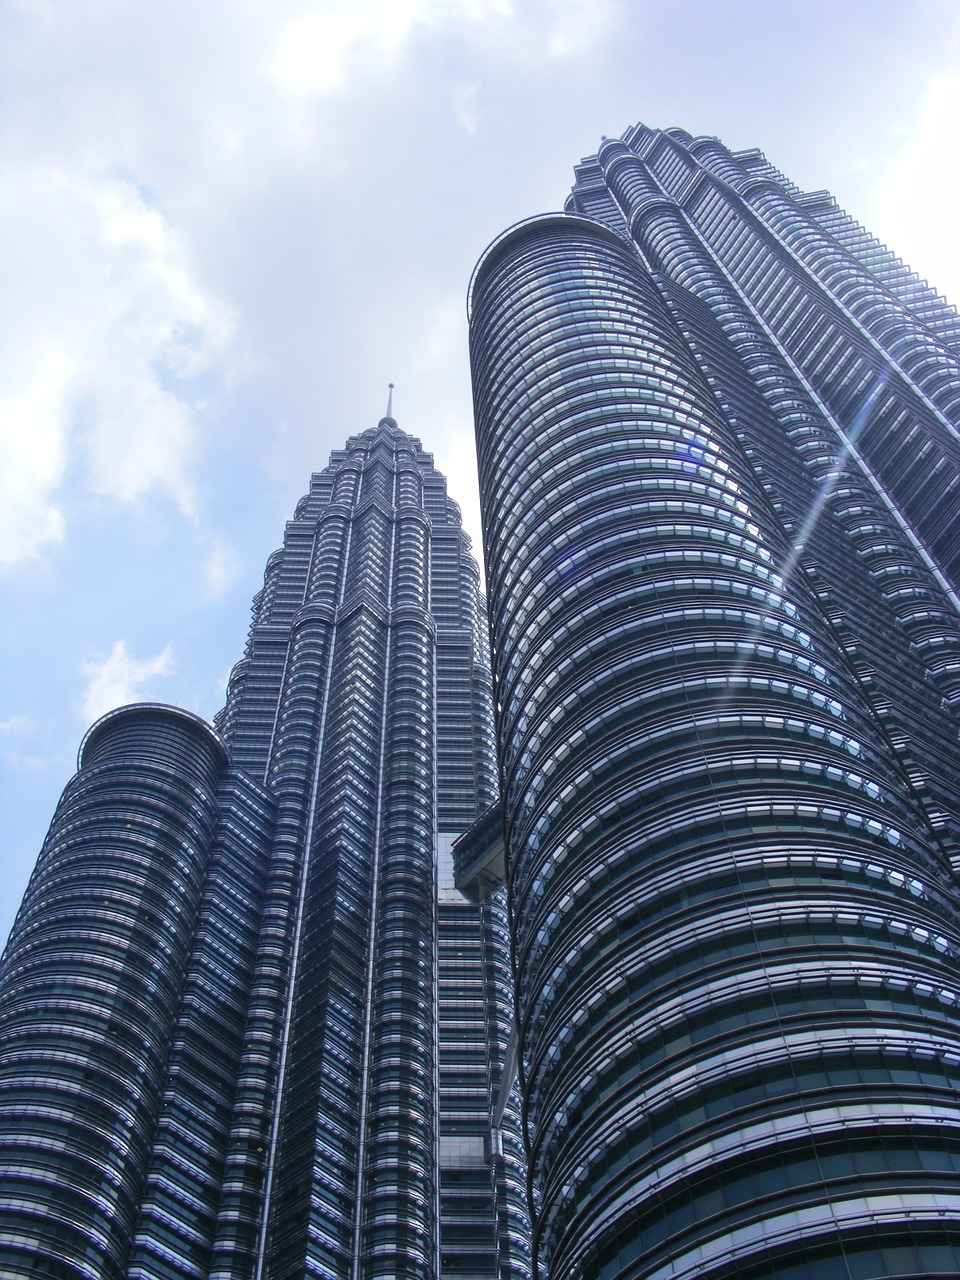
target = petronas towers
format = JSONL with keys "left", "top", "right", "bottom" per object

{"left": 5, "top": 124, "right": 960, "bottom": 1280}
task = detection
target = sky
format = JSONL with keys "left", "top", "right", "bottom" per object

{"left": 2, "top": 0, "right": 960, "bottom": 947}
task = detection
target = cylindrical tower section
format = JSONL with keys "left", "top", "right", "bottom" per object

{"left": 470, "top": 216, "right": 960, "bottom": 1280}
{"left": 0, "top": 704, "right": 226, "bottom": 1280}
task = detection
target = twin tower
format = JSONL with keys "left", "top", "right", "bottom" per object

{"left": 5, "top": 125, "right": 960, "bottom": 1280}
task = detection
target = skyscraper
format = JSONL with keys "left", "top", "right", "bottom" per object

{"left": 0, "top": 416, "right": 529, "bottom": 1280}
{"left": 467, "top": 126, "right": 960, "bottom": 1280}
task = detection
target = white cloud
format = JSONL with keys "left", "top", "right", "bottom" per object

{"left": 267, "top": 1, "right": 419, "bottom": 96}
{"left": 80, "top": 640, "right": 174, "bottom": 724}
{"left": 203, "top": 537, "right": 240, "bottom": 597}
{"left": 0, "top": 716, "right": 47, "bottom": 772}
{"left": 867, "top": 71, "right": 960, "bottom": 305}
{"left": 0, "top": 716, "right": 34, "bottom": 736}
{"left": 0, "top": 350, "right": 71, "bottom": 565}
{"left": 542, "top": 0, "right": 622, "bottom": 59}
{"left": 454, "top": 83, "right": 481, "bottom": 134}
{"left": 266, "top": 0, "right": 513, "bottom": 97}
{"left": 0, "top": 163, "right": 236, "bottom": 565}
{"left": 0, "top": 0, "right": 633, "bottom": 572}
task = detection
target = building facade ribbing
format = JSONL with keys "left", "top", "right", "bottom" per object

{"left": 468, "top": 127, "right": 960, "bottom": 1280}
{"left": 0, "top": 419, "right": 529, "bottom": 1280}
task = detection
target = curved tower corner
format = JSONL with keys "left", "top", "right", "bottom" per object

{"left": 470, "top": 211, "right": 960, "bottom": 1280}
{"left": 0, "top": 704, "right": 230, "bottom": 1280}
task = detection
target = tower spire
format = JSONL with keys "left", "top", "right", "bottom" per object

{"left": 386, "top": 382, "right": 394, "bottom": 419}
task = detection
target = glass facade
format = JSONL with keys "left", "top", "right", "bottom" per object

{"left": 0, "top": 705, "right": 275, "bottom": 1280}
{"left": 0, "top": 420, "right": 529, "bottom": 1280}
{"left": 468, "top": 128, "right": 960, "bottom": 1280}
